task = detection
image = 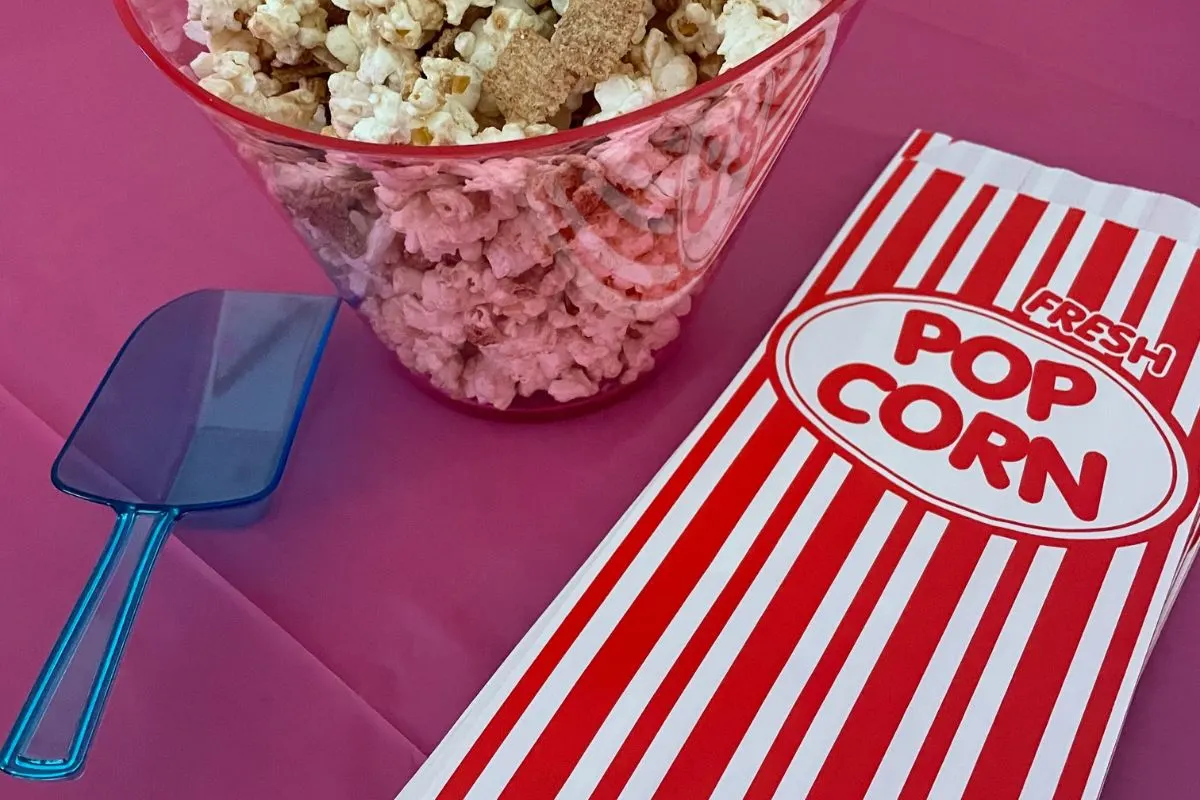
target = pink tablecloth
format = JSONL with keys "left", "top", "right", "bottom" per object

{"left": 3, "top": 1, "right": 1200, "bottom": 797}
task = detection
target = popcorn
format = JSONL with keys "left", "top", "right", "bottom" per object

{"left": 585, "top": 75, "right": 657, "bottom": 125}
{"left": 187, "top": 0, "right": 260, "bottom": 36}
{"left": 325, "top": 25, "right": 361, "bottom": 68}
{"left": 472, "top": 121, "right": 558, "bottom": 142}
{"left": 247, "top": 0, "right": 329, "bottom": 65}
{"left": 189, "top": 0, "right": 828, "bottom": 140}
{"left": 443, "top": 0, "right": 496, "bottom": 25}
{"left": 421, "top": 56, "right": 484, "bottom": 113}
{"left": 358, "top": 41, "right": 421, "bottom": 91}
{"left": 193, "top": 50, "right": 326, "bottom": 130}
{"left": 183, "top": 0, "right": 833, "bottom": 409}
{"left": 715, "top": 0, "right": 821, "bottom": 70}
{"left": 759, "top": 0, "right": 823, "bottom": 26}
{"left": 667, "top": 2, "right": 724, "bottom": 57}
{"left": 633, "top": 29, "right": 699, "bottom": 98}
{"left": 716, "top": 0, "right": 785, "bottom": 69}
{"left": 631, "top": 0, "right": 658, "bottom": 46}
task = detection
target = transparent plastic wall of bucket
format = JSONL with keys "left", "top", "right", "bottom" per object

{"left": 116, "top": 0, "right": 864, "bottom": 416}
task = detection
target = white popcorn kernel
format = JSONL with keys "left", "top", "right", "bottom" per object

{"left": 358, "top": 40, "right": 420, "bottom": 92}
{"left": 472, "top": 121, "right": 557, "bottom": 142}
{"left": 195, "top": 50, "right": 325, "bottom": 131}
{"left": 454, "top": 31, "right": 477, "bottom": 59}
{"left": 325, "top": 25, "right": 362, "bottom": 68}
{"left": 209, "top": 28, "right": 262, "bottom": 55}
{"left": 247, "top": 0, "right": 329, "bottom": 66}
{"left": 328, "top": 69, "right": 376, "bottom": 134}
{"left": 758, "top": 0, "right": 822, "bottom": 27}
{"left": 420, "top": 56, "right": 484, "bottom": 112}
{"left": 585, "top": 74, "right": 658, "bottom": 124}
{"left": 347, "top": 83, "right": 414, "bottom": 142}
{"left": 668, "top": 2, "right": 723, "bottom": 56}
{"left": 631, "top": 0, "right": 656, "bottom": 45}
{"left": 374, "top": 0, "right": 445, "bottom": 49}
{"left": 188, "top": 0, "right": 259, "bottom": 35}
{"left": 442, "top": 0, "right": 496, "bottom": 26}
{"left": 717, "top": 0, "right": 785, "bottom": 70}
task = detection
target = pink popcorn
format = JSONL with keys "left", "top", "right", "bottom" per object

{"left": 462, "top": 353, "right": 518, "bottom": 408}
{"left": 412, "top": 335, "right": 467, "bottom": 395}
{"left": 243, "top": 55, "right": 780, "bottom": 411}
{"left": 388, "top": 188, "right": 513, "bottom": 260}
{"left": 486, "top": 212, "right": 554, "bottom": 278}
{"left": 590, "top": 123, "right": 675, "bottom": 190}
{"left": 548, "top": 368, "right": 600, "bottom": 402}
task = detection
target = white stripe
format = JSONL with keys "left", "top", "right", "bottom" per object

{"left": 456, "top": 385, "right": 778, "bottom": 800}
{"left": 616, "top": 456, "right": 858, "bottom": 799}
{"left": 864, "top": 536, "right": 1016, "bottom": 797}
{"left": 1171, "top": 359, "right": 1200, "bottom": 433}
{"left": 555, "top": 430, "right": 821, "bottom": 799}
{"left": 1099, "top": 230, "right": 1160, "bottom": 320}
{"left": 894, "top": 179, "right": 982, "bottom": 288}
{"left": 927, "top": 546, "right": 1066, "bottom": 799}
{"left": 1169, "top": 246, "right": 1200, "bottom": 419}
{"left": 1044, "top": 213, "right": 1107, "bottom": 298}
{"left": 937, "top": 189, "right": 1018, "bottom": 294}
{"left": 1021, "top": 165, "right": 1065, "bottom": 203}
{"left": 1019, "top": 545, "right": 1147, "bottom": 799}
{"left": 1083, "top": 524, "right": 1191, "bottom": 800}
{"left": 774, "top": 515, "right": 949, "bottom": 798}
{"left": 1130, "top": 243, "right": 1194, "bottom": 379}
{"left": 709, "top": 493, "right": 908, "bottom": 800}
{"left": 395, "top": 381, "right": 777, "bottom": 800}
{"left": 994, "top": 205, "right": 1071, "bottom": 311}
{"left": 1133, "top": 242, "right": 1193, "bottom": 344}
{"left": 829, "top": 162, "right": 936, "bottom": 293}
{"left": 1112, "top": 189, "right": 1151, "bottom": 230}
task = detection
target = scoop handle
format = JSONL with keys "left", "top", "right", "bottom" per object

{"left": 1, "top": 509, "right": 176, "bottom": 780}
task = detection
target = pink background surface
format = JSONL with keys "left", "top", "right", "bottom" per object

{"left": 3, "top": 0, "right": 1200, "bottom": 797}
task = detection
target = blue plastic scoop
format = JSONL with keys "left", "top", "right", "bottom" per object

{"left": 0, "top": 290, "right": 339, "bottom": 781}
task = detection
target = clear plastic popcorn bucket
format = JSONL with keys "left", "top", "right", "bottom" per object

{"left": 116, "top": 0, "right": 863, "bottom": 417}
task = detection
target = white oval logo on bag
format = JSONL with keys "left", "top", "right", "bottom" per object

{"left": 772, "top": 294, "right": 1192, "bottom": 541}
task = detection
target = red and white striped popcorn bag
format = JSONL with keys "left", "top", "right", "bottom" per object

{"left": 397, "top": 131, "right": 1200, "bottom": 800}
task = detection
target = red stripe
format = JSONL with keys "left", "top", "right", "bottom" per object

{"left": 897, "top": 544, "right": 1037, "bottom": 800}
{"left": 1065, "top": 221, "right": 1138, "bottom": 310}
{"left": 587, "top": 447, "right": 851, "bottom": 800}
{"left": 957, "top": 194, "right": 1050, "bottom": 305}
{"left": 961, "top": 548, "right": 1115, "bottom": 798}
{"left": 433, "top": 371, "right": 771, "bottom": 799}
{"left": 917, "top": 186, "right": 998, "bottom": 292}
{"left": 648, "top": 484, "right": 907, "bottom": 800}
{"left": 855, "top": 169, "right": 965, "bottom": 292}
{"left": 1120, "top": 237, "right": 1175, "bottom": 327}
{"left": 1016, "top": 208, "right": 1087, "bottom": 309}
{"left": 1136, "top": 250, "right": 1200, "bottom": 404}
{"left": 497, "top": 409, "right": 802, "bottom": 798}
{"left": 805, "top": 523, "right": 992, "bottom": 800}
{"left": 802, "top": 160, "right": 919, "bottom": 302}
{"left": 903, "top": 130, "right": 935, "bottom": 158}
{"left": 1052, "top": 537, "right": 1173, "bottom": 799}
{"left": 742, "top": 505, "right": 928, "bottom": 799}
